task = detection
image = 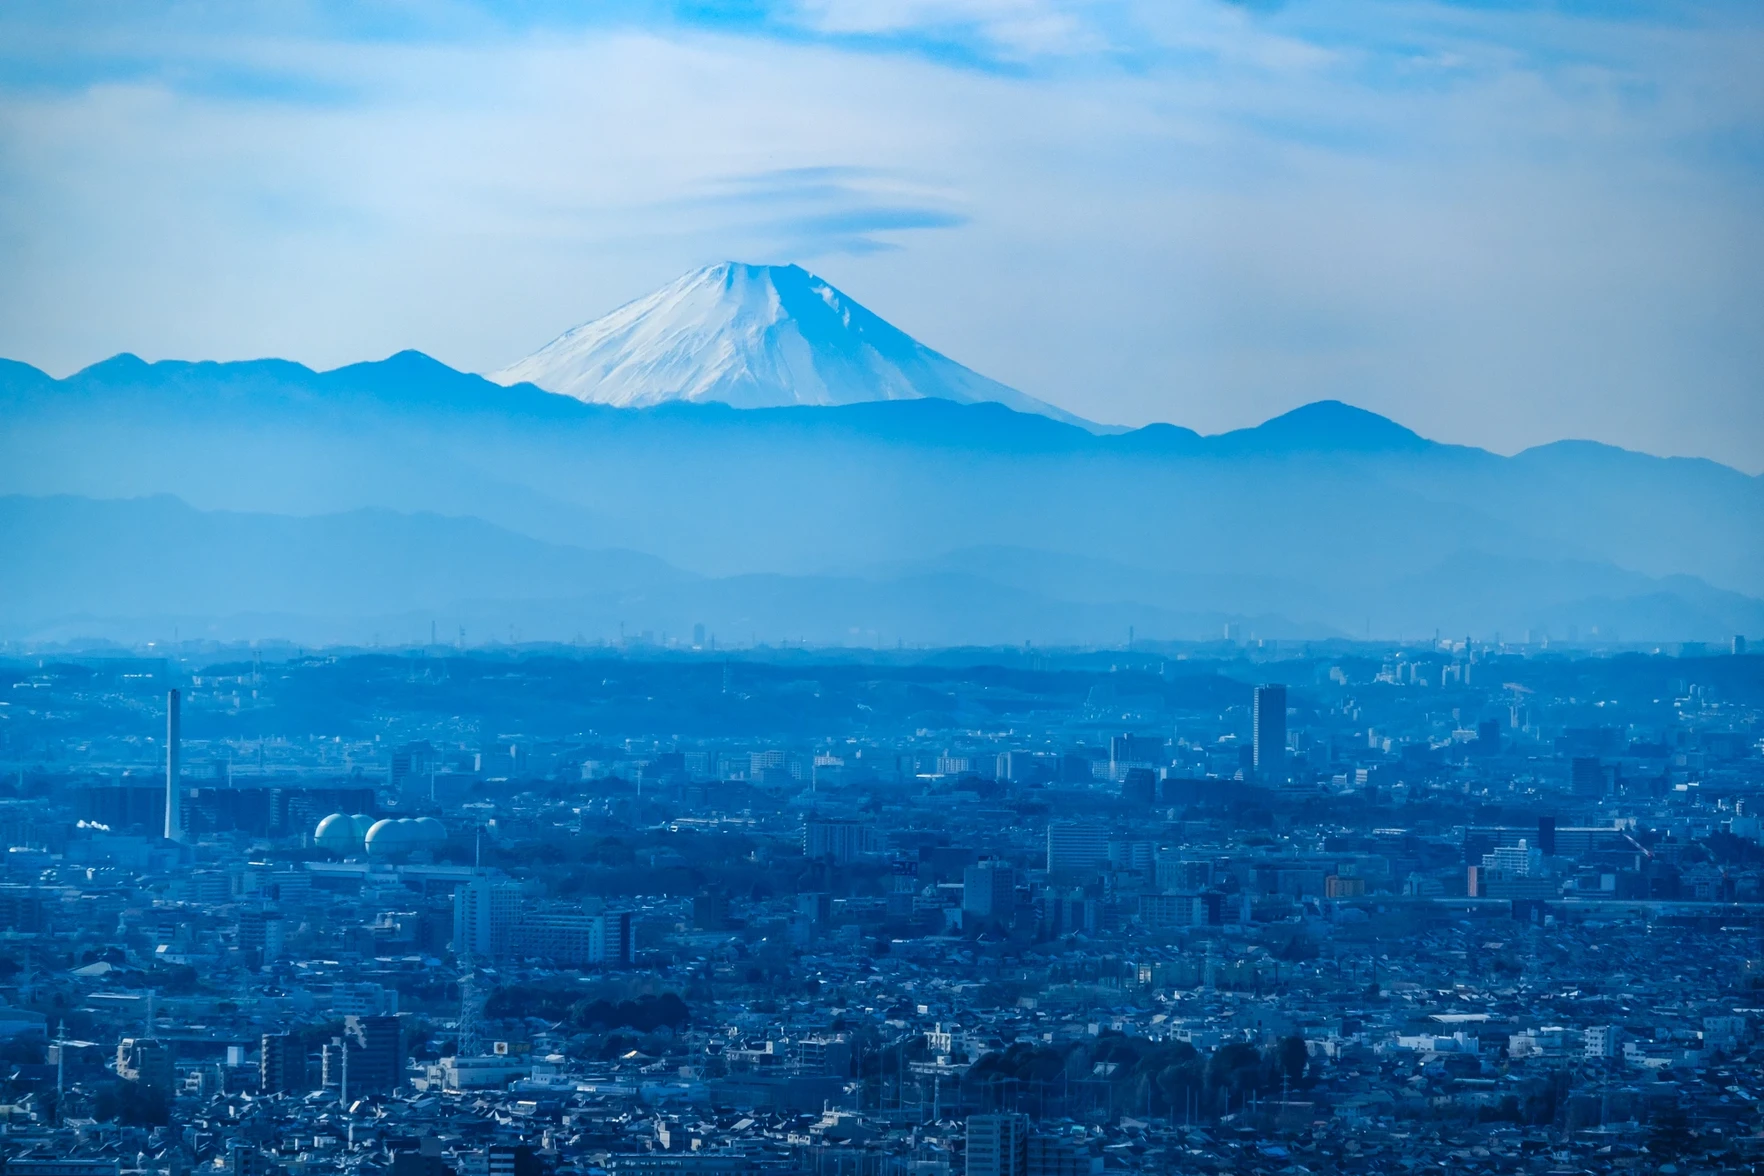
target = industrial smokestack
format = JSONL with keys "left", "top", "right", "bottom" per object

{"left": 164, "top": 688, "right": 182, "bottom": 842}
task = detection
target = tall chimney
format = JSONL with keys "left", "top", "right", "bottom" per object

{"left": 164, "top": 689, "right": 183, "bottom": 842}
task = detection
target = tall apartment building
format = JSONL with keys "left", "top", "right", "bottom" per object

{"left": 962, "top": 860, "right": 1016, "bottom": 921}
{"left": 1109, "top": 733, "right": 1166, "bottom": 775}
{"left": 389, "top": 741, "right": 435, "bottom": 802}
{"left": 514, "top": 909, "right": 631, "bottom": 966}
{"left": 116, "top": 1038, "right": 174, "bottom": 1093}
{"left": 453, "top": 876, "right": 522, "bottom": 959}
{"left": 1027, "top": 1134, "right": 1092, "bottom": 1176}
{"left": 1046, "top": 823, "right": 1108, "bottom": 877}
{"left": 341, "top": 1014, "right": 402, "bottom": 1100}
{"left": 803, "top": 818, "right": 874, "bottom": 864}
{"left": 260, "top": 1032, "right": 302, "bottom": 1095}
{"left": 1252, "top": 684, "right": 1287, "bottom": 779}
{"left": 486, "top": 1146, "right": 543, "bottom": 1176}
{"left": 1584, "top": 1024, "right": 1619, "bottom": 1059}
{"left": 966, "top": 1113, "right": 1030, "bottom": 1176}
{"left": 164, "top": 689, "right": 183, "bottom": 842}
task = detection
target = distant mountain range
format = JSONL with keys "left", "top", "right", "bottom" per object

{"left": 1, "top": 265, "right": 1760, "bottom": 646}
{"left": 488, "top": 262, "right": 1090, "bottom": 426}
{"left": 10, "top": 493, "right": 1755, "bottom": 648}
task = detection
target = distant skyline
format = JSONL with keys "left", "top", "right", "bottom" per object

{"left": 1, "top": 1, "right": 1759, "bottom": 471}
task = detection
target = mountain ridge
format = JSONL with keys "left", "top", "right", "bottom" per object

{"left": 3, "top": 348, "right": 1760, "bottom": 624}
{"left": 8, "top": 347, "right": 1743, "bottom": 473}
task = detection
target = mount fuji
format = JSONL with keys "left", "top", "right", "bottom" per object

{"left": 487, "top": 262, "right": 1095, "bottom": 428}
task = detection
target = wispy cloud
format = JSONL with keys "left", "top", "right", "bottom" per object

{"left": 677, "top": 165, "right": 968, "bottom": 255}
{"left": 785, "top": 0, "right": 1110, "bottom": 58}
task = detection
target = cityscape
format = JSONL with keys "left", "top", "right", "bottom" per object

{"left": 3, "top": 1, "right": 1762, "bottom": 1174}
{"left": 1, "top": 635, "right": 1760, "bottom": 1173}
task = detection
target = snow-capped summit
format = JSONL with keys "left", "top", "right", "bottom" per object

{"left": 487, "top": 262, "right": 1090, "bottom": 426}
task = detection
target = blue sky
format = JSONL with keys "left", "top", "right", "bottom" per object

{"left": 1, "top": 0, "right": 1759, "bottom": 468}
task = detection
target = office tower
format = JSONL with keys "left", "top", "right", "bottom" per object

{"left": 1570, "top": 756, "right": 1604, "bottom": 798}
{"left": 260, "top": 1032, "right": 302, "bottom": 1094}
{"left": 803, "top": 817, "right": 872, "bottom": 863}
{"left": 164, "top": 689, "right": 183, "bottom": 842}
{"left": 1109, "top": 733, "right": 1165, "bottom": 772}
{"left": 962, "top": 860, "right": 1015, "bottom": 920}
{"left": 1045, "top": 823, "right": 1109, "bottom": 877}
{"left": 1121, "top": 767, "right": 1157, "bottom": 805}
{"left": 966, "top": 1114, "right": 1030, "bottom": 1176}
{"left": 341, "top": 1014, "right": 402, "bottom": 1099}
{"left": 1252, "top": 684, "right": 1287, "bottom": 778}
{"left": 692, "top": 890, "right": 731, "bottom": 930}
{"left": 1735, "top": 635, "right": 1748, "bottom": 655}
{"left": 1537, "top": 815, "right": 1557, "bottom": 857}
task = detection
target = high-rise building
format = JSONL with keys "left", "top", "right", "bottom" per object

{"left": 117, "top": 1038, "right": 174, "bottom": 1094}
{"left": 77, "top": 784, "right": 166, "bottom": 834}
{"left": 1109, "top": 733, "right": 1165, "bottom": 773}
{"left": 1570, "top": 757, "right": 1605, "bottom": 798}
{"left": 803, "top": 818, "right": 873, "bottom": 863}
{"left": 1155, "top": 854, "right": 1211, "bottom": 892}
{"left": 692, "top": 890, "right": 732, "bottom": 930}
{"left": 453, "top": 876, "right": 522, "bottom": 959}
{"left": 389, "top": 742, "right": 434, "bottom": 803}
{"left": 1121, "top": 767, "right": 1157, "bottom": 805}
{"left": 966, "top": 1113, "right": 1030, "bottom": 1176}
{"left": 1537, "top": 815, "right": 1557, "bottom": 856}
{"left": 1583, "top": 1025, "right": 1619, "bottom": 1059}
{"left": 237, "top": 909, "right": 285, "bottom": 962}
{"left": 260, "top": 1032, "right": 302, "bottom": 1094}
{"left": 1252, "top": 684, "right": 1287, "bottom": 779}
{"left": 164, "top": 689, "right": 183, "bottom": 842}
{"left": 486, "top": 1146, "right": 542, "bottom": 1176}
{"left": 228, "top": 1146, "right": 279, "bottom": 1176}
{"left": 793, "top": 1034, "right": 852, "bottom": 1077}
{"left": 592, "top": 910, "right": 632, "bottom": 965}
{"left": 514, "top": 911, "right": 597, "bottom": 966}
{"left": 392, "top": 1142, "right": 452, "bottom": 1176}
{"left": 962, "top": 860, "right": 1015, "bottom": 921}
{"left": 1027, "top": 1133, "right": 1091, "bottom": 1175}
{"left": 1046, "top": 823, "right": 1108, "bottom": 878}
{"left": 321, "top": 1040, "right": 344, "bottom": 1091}
{"left": 341, "top": 1014, "right": 402, "bottom": 1100}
